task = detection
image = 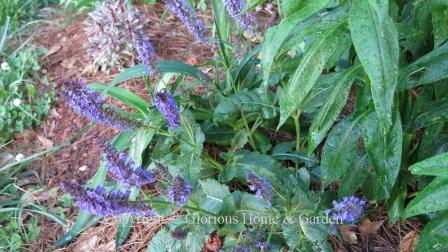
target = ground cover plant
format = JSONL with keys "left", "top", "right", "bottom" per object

{"left": 2, "top": 0, "right": 448, "bottom": 251}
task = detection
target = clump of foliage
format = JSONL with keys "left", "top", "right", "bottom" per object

{"left": 56, "top": 0, "right": 448, "bottom": 251}
{"left": 0, "top": 21, "right": 55, "bottom": 144}
{"left": 83, "top": 0, "right": 148, "bottom": 72}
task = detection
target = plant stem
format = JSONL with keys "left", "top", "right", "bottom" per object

{"left": 241, "top": 111, "right": 256, "bottom": 150}
{"left": 293, "top": 110, "right": 301, "bottom": 152}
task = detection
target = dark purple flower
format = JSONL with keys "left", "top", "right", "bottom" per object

{"left": 171, "top": 228, "right": 188, "bottom": 240}
{"left": 223, "top": 0, "right": 255, "bottom": 34}
{"left": 165, "top": 0, "right": 207, "bottom": 42}
{"left": 132, "top": 32, "right": 157, "bottom": 75}
{"left": 61, "top": 80, "right": 137, "bottom": 131}
{"left": 167, "top": 176, "right": 192, "bottom": 207}
{"left": 100, "top": 142, "right": 156, "bottom": 188}
{"left": 325, "top": 196, "right": 366, "bottom": 223}
{"left": 60, "top": 181, "right": 153, "bottom": 216}
{"left": 247, "top": 173, "right": 272, "bottom": 206}
{"left": 154, "top": 91, "right": 181, "bottom": 129}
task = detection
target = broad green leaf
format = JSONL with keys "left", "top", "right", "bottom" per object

{"left": 115, "top": 215, "right": 133, "bottom": 249}
{"left": 302, "top": 73, "right": 337, "bottom": 113}
{"left": 321, "top": 113, "right": 363, "bottom": 188}
{"left": 178, "top": 112, "right": 205, "bottom": 180}
{"left": 399, "top": 42, "right": 448, "bottom": 90}
{"left": 198, "top": 179, "right": 231, "bottom": 214}
{"left": 283, "top": 221, "right": 301, "bottom": 249}
{"left": 362, "top": 172, "right": 388, "bottom": 201}
{"left": 418, "top": 123, "right": 445, "bottom": 159}
{"left": 415, "top": 212, "right": 448, "bottom": 252}
{"left": 109, "top": 61, "right": 211, "bottom": 86}
{"left": 349, "top": 0, "right": 399, "bottom": 126}
{"left": 339, "top": 154, "right": 369, "bottom": 198}
{"left": 403, "top": 177, "right": 448, "bottom": 218}
{"left": 299, "top": 219, "right": 331, "bottom": 251}
{"left": 261, "top": 0, "right": 331, "bottom": 88}
{"left": 213, "top": 88, "right": 276, "bottom": 122}
{"left": 282, "top": 0, "right": 311, "bottom": 17}
{"left": 431, "top": 0, "right": 448, "bottom": 47}
{"left": 361, "top": 109, "right": 402, "bottom": 196}
{"left": 89, "top": 83, "right": 149, "bottom": 115}
{"left": 308, "top": 65, "right": 361, "bottom": 153}
{"left": 279, "top": 21, "right": 349, "bottom": 127}
{"left": 410, "top": 152, "right": 448, "bottom": 177}
{"left": 146, "top": 228, "right": 175, "bottom": 251}
{"left": 411, "top": 97, "right": 448, "bottom": 129}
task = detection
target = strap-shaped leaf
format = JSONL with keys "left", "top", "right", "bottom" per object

{"left": 404, "top": 177, "right": 448, "bottom": 218}
{"left": 349, "top": 0, "right": 399, "bottom": 126}
{"left": 361, "top": 109, "right": 402, "bottom": 196}
{"left": 89, "top": 83, "right": 149, "bottom": 116}
{"left": 308, "top": 65, "right": 361, "bottom": 154}
{"left": 109, "top": 61, "right": 211, "bottom": 86}
{"left": 278, "top": 21, "right": 348, "bottom": 127}
{"left": 321, "top": 112, "right": 364, "bottom": 188}
{"left": 409, "top": 152, "right": 448, "bottom": 177}
{"left": 261, "top": 0, "right": 331, "bottom": 88}
{"left": 399, "top": 42, "right": 448, "bottom": 90}
{"left": 431, "top": 0, "right": 448, "bottom": 47}
{"left": 411, "top": 97, "right": 448, "bottom": 129}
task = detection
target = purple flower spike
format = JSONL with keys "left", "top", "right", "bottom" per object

{"left": 132, "top": 32, "right": 157, "bottom": 75}
{"left": 61, "top": 80, "right": 137, "bottom": 131}
{"left": 60, "top": 181, "right": 153, "bottom": 217}
{"left": 167, "top": 176, "right": 192, "bottom": 207}
{"left": 247, "top": 173, "right": 272, "bottom": 206}
{"left": 166, "top": 0, "right": 207, "bottom": 42}
{"left": 325, "top": 196, "right": 367, "bottom": 223}
{"left": 100, "top": 142, "right": 156, "bottom": 189}
{"left": 223, "top": 0, "right": 255, "bottom": 34}
{"left": 154, "top": 91, "right": 181, "bottom": 129}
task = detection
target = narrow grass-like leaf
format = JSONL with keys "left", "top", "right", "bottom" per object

{"left": 278, "top": 21, "right": 348, "bottom": 127}
{"left": 349, "top": 0, "right": 399, "bottom": 126}
{"left": 89, "top": 83, "right": 149, "bottom": 115}
{"left": 261, "top": 0, "right": 331, "bottom": 88}
{"left": 308, "top": 65, "right": 361, "bottom": 154}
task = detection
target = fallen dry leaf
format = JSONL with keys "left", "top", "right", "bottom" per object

{"left": 37, "top": 135, "right": 54, "bottom": 149}
{"left": 73, "top": 234, "right": 98, "bottom": 252}
{"left": 340, "top": 225, "right": 358, "bottom": 245}
{"left": 358, "top": 218, "right": 384, "bottom": 235}
{"left": 400, "top": 231, "right": 419, "bottom": 252}
{"left": 42, "top": 44, "right": 62, "bottom": 60}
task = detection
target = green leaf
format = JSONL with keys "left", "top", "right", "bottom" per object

{"left": 198, "top": 179, "right": 231, "bottom": 214}
{"left": 431, "top": 0, "right": 448, "bottom": 47}
{"left": 109, "top": 61, "right": 211, "bottom": 86}
{"left": 349, "top": 0, "right": 399, "bottom": 126}
{"left": 213, "top": 88, "right": 276, "bottom": 122}
{"left": 410, "top": 152, "right": 448, "bottom": 177}
{"left": 411, "top": 97, "right": 448, "bottom": 129}
{"left": 399, "top": 42, "right": 448, "bottom": 90}
{"left": 178, "top": 112, "right": 205, "bottom": 180}
{"left": 308, "top": 65, "right": 361, "bottom": 153}
{"left": 89, "top": 83, "right": 149, "bottom": 115}
{"left": 387, "top": 183, "right": 407, "bottom": 225}
{"left": 361, "top": 109, "right": 402, "bottom": 196}
{"left": 261, "top": 0, "right": 331, "bottom": 88}
{"left": 339, "top": 154, "right": 369, "bottom": 198}
{"left": 283, "top": 221, "right": 301, "bottom": 250}
{"left": 321, "top": 113, "right": 364, "bottom": 188}
{"left": 415, "top": 212, "right": 448, "bottom": 252}
{"left": 146, "top": 227, "right": 174, "bottom": 251}
{"left": 115, "top": 214, "right": 133, "bottom": 249}
{"left": 404, "top": 177, "right": 448, "bottom": 218}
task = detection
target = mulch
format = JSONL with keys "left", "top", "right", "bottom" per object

{"left": 4, "top": 3, "right": 421, "bottom": 252}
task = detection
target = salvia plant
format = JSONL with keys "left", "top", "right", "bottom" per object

{"left": 56, "top": 0, "right": 448, "bottom": 251}
{"left": 84, "top": 0, "right": 147, "bottom": 72}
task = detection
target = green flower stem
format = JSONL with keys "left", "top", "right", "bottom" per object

{"left": 292, "top": 110, "right": 301, "bottom": 152}
{"left": 241, "top": 111, "right": 257, "bottom": 150}
{"left": 202, "top": 153, "right": 225, "bottom": 170}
